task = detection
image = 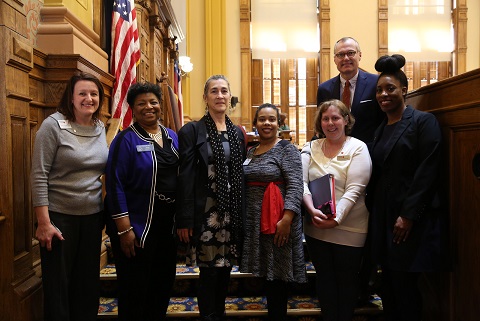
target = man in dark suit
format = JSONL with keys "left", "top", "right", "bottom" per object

{"left": 316, "top": 37, "right": 384, "bottom": 144}
{"left": 316, "top": 37, "right": 384, "bottom": 307}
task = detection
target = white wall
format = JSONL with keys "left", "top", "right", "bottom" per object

{"left": 171, "top": 0, "right": 187, "bottom": 56}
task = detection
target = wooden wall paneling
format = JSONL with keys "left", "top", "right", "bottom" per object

{"left": 10, "top": 114, "right": 29, "bottom": 257}
{"left": 251, "top": 59, "right": 263, "bottom": 107}
{"left": 438, "top": 62, "right": 450, "bottom": 82}
{"left": 29, "top": 51, "right": 56, "bottom": 274}
{"left": 306, "top": 58, "right": 318, "bottom": 106}
{"left": 305, "top": 106, "right": 317, "bottom": 143}
{"left": 29, "top": 115, "right": 42, "bottom": 273}
{"left": 304, "top": 59, "right": 319, "bottom": 142}
{"left": 0, "top": 1, "right": 44, "bottom": 313}
{"left": 318, "top": 0, "right": 330, "bottom": 82}
{"left": 280, "top": 59, "right": 289, "bottom": 112}
{"left": 450, "top": 125, "right": 480, "bottom": 321}
{"left": 413, "top": 62, "right": 422, "bottom": 90}
{"left": 137, "top": 3, "right": 150, "bottom": 84}
{"left": 149, "top": 2, "right": 165, "bottom": 117}
{"left": 406, "top": 68, "right": 480, "bottom": 321}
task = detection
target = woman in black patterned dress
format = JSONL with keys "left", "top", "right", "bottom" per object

{"left": 177, "top": 75, "right": 246, "bottom": 321}
{"left": 240, "top": 103, "right": 306, "bottom": 321}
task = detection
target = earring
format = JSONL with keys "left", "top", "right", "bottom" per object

{"left": 205, "top": 103, "right": 209, "bottom": 115}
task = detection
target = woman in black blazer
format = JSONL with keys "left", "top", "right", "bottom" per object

{"left": 176, "top": 75, "right": 246, "bottom": 321}
{"left": 368, "top": 55, "right": 446, "bottom": 321}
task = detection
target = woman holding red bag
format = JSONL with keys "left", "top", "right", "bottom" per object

{"left": 240, "top": 103, "right": 306, "bottom": 321}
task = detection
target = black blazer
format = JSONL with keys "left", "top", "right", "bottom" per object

{"left": 317, "top": 70, "right": 384, "bottom": 144}
{"left": 176, "top": 116, "right": 246, "bottom": 237}
{"left": 367, "top": 106, "right": 447, "bottom": 272}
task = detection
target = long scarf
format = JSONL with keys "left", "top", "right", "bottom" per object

{"left": 204, "top": 112, "right": 244, "bottom": 258}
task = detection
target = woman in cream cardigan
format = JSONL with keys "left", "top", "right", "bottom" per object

{"left": 301, "top": 99, "right": 372, "bottom": 321}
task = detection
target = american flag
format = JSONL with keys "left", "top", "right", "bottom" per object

{"left": 110, "top": 0, "right": 140, "bottom": 129}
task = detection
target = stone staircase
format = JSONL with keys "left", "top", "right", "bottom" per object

{"left": 97, "top": 240, "right": 383, "bottom": 321}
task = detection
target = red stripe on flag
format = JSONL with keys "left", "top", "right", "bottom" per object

{"left": 110, "top": 0, "right": 140, "bottom": 129}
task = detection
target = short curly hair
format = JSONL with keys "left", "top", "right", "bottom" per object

{"left": 314, "top": 99, "right": 355, "bottom": 136}
{"left": 126, "top": 82, "right": 162, "bottom": 109}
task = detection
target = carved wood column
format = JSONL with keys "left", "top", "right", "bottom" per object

{"left": 452, "top": 0, "right": 467, "bottom": 75}
{"left": 240, "top": 0, "right": 252, "bottom": 129}
{"left": 318, "top": 0, "right": 331, "bottom": 83}
{"left": 378, "top": 0, "right": 388, "bottom": 58}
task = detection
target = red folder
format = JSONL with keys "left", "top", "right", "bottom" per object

{"left": 308, "top": 173, "right": 336, "bottom": 217}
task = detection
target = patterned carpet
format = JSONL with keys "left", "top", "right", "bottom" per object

{"left": 98, "top": 263, "right": 383, "bottom": 320}
{"left": 99, "top": 295, "right": 383, "bottom": 320}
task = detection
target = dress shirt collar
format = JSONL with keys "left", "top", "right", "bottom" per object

{"left": 340, "top": 71, "right": 359, "bottom": 89}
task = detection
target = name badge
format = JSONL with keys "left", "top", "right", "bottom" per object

{"left": 337, "top": 155, "right": 351, "bottom": 161}
{"left": 137, "top": 144, "right": 154, "bottom": 152}
{"left": 243, "top": 158, "right": 252, "bottom": 166}
{"left": 57, "top": 119, "right": 72, "bottom": 129}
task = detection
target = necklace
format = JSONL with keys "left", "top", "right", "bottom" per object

{"left": 147, "top": 131, "right": 163, "bottom": 145}
{"left": 322, "top": 138, "right": 347, "bottom": 168}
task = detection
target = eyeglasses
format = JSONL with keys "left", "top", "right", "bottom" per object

{"left": 334, "top": 51, "right": 357, "bottom": 59}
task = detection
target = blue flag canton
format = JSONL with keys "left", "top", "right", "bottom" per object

{"left": 113, "top": 0, "right": 131, "bottom": 21}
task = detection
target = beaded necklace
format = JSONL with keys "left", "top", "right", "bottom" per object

{"left": 147, "top": 131, "right": 163, "bottom": 145}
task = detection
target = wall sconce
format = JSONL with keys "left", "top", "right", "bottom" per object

{"left": 178, "top": 56, "right": 193, "bottom": 76}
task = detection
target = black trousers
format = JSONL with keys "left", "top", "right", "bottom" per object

{"left": 380, "top": 267, "right": 422, "bottom": 321}
{"left": 111, "top": 226, "right": 177, "bottom": 321}
{"left": 40, "top": 211, "right": 102, "bottom": 321}
{"left": 197, "top": 266, "right": 232, "bottom": 320}
{"left": 305, "top": 235, "right": 363, "bottom": 321}
{"left": 265, "top": 279, "right": 288, "bottom": 321}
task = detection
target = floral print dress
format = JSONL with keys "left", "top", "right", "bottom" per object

{"left": 186, "top": 131, "right": 236, "bottom": 268}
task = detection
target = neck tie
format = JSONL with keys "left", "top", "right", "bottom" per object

{"left": 342, "top": 80, "right": 351, "bottom": 109}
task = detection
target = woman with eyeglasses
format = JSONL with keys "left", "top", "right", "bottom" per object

{"left": 316, "top": 37, "right": 384, "bottom": 144}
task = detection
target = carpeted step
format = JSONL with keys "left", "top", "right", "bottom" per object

{"left": 98, "top": 294, "right": 383, "bottom": 319}
{"left": 99, "top": 263, "right": 383, "bottom": 320}
{"left": 100, "top": 262, "right": 317, "bottom": 280}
